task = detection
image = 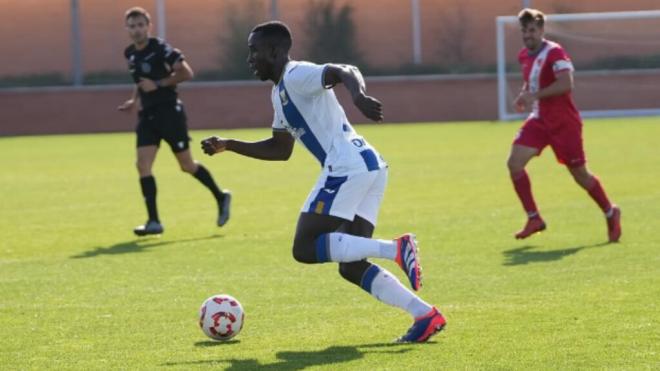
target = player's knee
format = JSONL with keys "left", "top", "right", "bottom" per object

{"left": 507, "top": 157, "right": 524, "bottom": 173}
{"left": 136, "top": 160, "right": 151, "bottom": 176}
{"left": 291, "top": 240, "right": 317, "bottom": 264}
{"left": 570, "top": 168, "right": 593, "bottom": 188}
{"left": 338, "top": 263, "right": 357, "bottom": 284}
{"left": 180, "top": 162, "right": 197, "bottom": 174}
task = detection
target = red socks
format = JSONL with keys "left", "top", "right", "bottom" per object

{"left": 586, "top": 176, "right": 613, "bottom": 214}
{"left": 511, "top": 170, "right": 539, "bottom": 217}
{"left": 512, "top": 170, "right": 613, "bottom": 217}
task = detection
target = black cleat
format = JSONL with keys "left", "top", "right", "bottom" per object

{"left": 133, "top": 220, "right": 163, "bottom": 236}
{"left": 217, "top": 191, "right": 232, "bottom": 227}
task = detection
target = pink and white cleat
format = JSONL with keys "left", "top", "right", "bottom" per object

{"left": 394, "top": 233, "right": 422, "bottom": 291}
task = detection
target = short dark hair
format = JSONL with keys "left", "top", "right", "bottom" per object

{"left": 251, "top": 21, "right": 293, "bottom": 51}
{"left": 125, "top": 6, "right": 151, "bottom": 24}
{"left": 518, "top": 8, "right": 545, "bottom": 28}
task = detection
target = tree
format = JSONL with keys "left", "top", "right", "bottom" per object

{"left": 218, "top": 0, "right": 265, "bottom": 79}
{"left": 437, "top": 3, "right": 473, "bottom": 71}
{"left": 303, "top": 0, "right": 363, "bottom": 65}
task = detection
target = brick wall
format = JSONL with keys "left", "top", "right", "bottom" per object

{"left": 2, "top": 72, "right": 659, "bottom": 136}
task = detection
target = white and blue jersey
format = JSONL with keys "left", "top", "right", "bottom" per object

{"left": 271, "top": 61, "right": 389, "bottom": 224}
{"left": 271, "top": 60, "right": 387, "bottom": 176}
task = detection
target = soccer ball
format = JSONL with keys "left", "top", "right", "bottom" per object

{"left": 199, "top": 294, "right": 244, "bottom": 341}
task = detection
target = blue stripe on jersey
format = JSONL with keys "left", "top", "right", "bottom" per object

{"left": 360, "top": 265, "right": 381, "bottom": 293}
{"left": 359, "top": 149, "right": 380, "bottom": 171}
{"left": 278, "top": 82, "right": 327, "bottom": 166}
{"left": 308, "top": 175, "right": 348, "bottom": 215}
{"left": 314, "top": 233, "right": 330, "bottom": 263}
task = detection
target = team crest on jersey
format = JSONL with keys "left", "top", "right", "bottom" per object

{"left": 141, "top": 62, "right": 151, "bottom": 73}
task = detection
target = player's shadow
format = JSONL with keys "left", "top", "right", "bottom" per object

{"left": 503, "top": 242, "right": 610, "bottom": 266}
{"left": 164, "top": 342, "right": 417, "bottom": 369}
{"left": 194, "top": 339, "right": 241, "bottom": 347}
{"left": 70, "top": 235, "right": 223, "bottom": 259}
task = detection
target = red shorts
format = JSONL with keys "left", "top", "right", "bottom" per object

{"left": 513, "top": 117, "right": 586, "bottom": 167}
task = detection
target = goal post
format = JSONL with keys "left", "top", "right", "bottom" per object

{"left": 496, "top": 10, "right": 660, "bottom": 121}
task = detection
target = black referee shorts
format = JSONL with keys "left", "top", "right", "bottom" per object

{"left": 136, "top": 101, "right": 191, "bottom": 153}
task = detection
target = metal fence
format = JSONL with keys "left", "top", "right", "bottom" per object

{"left": 1, "top": 0, "right": 656, "bottom": 88}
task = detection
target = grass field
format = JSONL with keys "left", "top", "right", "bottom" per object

{"left": 1, "top": 118, "right": 658, "bottom": 370}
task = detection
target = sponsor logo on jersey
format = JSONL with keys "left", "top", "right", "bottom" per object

{"left": 280, "top": 118, "right": 306, "bottom": 139}
{"left": 290, "top": 127, "right": 306, "bottom": 139}
{"left": 351, "top": 138, "right": 365, "bottom": 148}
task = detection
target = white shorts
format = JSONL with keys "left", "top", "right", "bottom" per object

{"left": 301, "top": 168, "right": 388, "bottom": 226}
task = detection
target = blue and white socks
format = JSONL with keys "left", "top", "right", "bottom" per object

{"left": 316, "top": 232, "right": 396, "bottom": 262}
{"left": 361, "top": 265, "right": 432, "bottom": 318}
{"left": 314, "top": 233, "right": 431, "bottom": 318}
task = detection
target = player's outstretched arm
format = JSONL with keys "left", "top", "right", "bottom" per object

{"left": 323, "top": 64, "right": 384, "bottom": 122}
{"left": 201, "top": 130, "right": 294, "bottom": 161}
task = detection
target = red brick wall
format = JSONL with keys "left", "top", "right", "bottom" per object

{"left": 2, "top": 72, "right": 659, "bottom": 137}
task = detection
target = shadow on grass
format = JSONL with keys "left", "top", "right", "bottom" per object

{"left": 194, "top": 339, "right": 241, "bottom": 347}
{"left": 503, "top": 242, "right": 611, "bottom": 266}
{"left": 163, "top": 342, "right": 421, "bottom": 369}
{"left": 70, "top": 234, "right": 224, "bottom": 259}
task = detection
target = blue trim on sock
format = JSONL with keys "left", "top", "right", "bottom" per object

{"left": 360, "top": 265, "right": 381, "bottom": 293}
{"left": 315, "top": 234, "right": 330, "bottom": 263}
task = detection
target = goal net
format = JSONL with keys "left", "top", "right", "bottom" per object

{"left": 496, "top": 10, "right": 660, "bottom": 120}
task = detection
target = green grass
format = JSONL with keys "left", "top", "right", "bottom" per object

{"left": 1, "top": 118, "right": 658, "bottom": 370}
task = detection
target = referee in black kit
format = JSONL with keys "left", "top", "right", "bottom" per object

{"left": 118, "top": 7, "right": 230, "bottom": 236}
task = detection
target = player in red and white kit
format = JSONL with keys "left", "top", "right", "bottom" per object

{"left": 507, "top": 8, "right": 621, "bottom": 242}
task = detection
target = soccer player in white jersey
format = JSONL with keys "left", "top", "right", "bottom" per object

{"left": 201, "top": 21, "right": 445, "bottom": 342}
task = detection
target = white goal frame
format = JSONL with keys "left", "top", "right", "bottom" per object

{"left": 496, "top": 10, "right": 660, "bottom": 121}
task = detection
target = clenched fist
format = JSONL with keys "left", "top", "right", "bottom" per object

{"left": 201, "top": 136, "right": 228, "bottom": 156}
